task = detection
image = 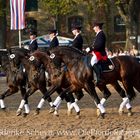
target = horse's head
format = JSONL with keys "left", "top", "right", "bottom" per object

{"left": 30, "top": 50, "right": 65, "bottom": 86}
{"left": 28, "top": 53, "right": 50, "bottom": 86}
{"left": 8, "top": 48, "right": 30, "bottom": 68}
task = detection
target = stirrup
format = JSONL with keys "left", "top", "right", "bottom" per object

{"left": 94, "top": 79, "right": 104, "bottom": 86}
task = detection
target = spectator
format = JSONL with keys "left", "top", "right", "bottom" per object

{"left": 130, "top": 45, "right": 138, "bottom": 56}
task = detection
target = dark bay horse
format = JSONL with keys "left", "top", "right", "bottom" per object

{"left": 46, "top": 46, "right": 140, "bottom": 115}
{"left": 31, "top": 50, "right": 106, "bottom": 118}
{"left": 0, "top": 50, "right": 28, "bottom": 114}
{"left": 29, "top": 53, "right": 85, "bottom": 118}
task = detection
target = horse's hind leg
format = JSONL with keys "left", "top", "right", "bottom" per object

{"left": 121, "top": 80, "right": 136, "bottom": 116}
{"left": 110, "top": 81, "right": 131, "bottom": 115}
{"left": 85, "top": 82, "right": 105, "bottom": 119}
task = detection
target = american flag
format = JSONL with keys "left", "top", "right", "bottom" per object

{"left": 10, "top": 0, "right": 26, "bottom": 30}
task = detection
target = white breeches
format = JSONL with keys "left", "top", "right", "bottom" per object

{"left": 91, "top": 52, "right": 98, "bottom": 66}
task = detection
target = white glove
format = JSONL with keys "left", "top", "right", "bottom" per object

{"left": 23, "top": 45, "right": 29, "bottom": 50}
{"left": 85, "top": 47, "right": 90, "bottom": 53}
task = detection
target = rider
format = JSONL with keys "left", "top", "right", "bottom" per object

{"left": 28, "top": 31, "right": 38, "bottom": 53}
{"left": 86, "top": 22, "right": 107, "bottom": 86}
{"left": 48, "top": 29, "right": 61, "bottom": 70}
{"left": 48, "top": 29, "right": 59, "bottom": 48}
{"left": 71, "top": 25, "right": 83, "bottom": 51}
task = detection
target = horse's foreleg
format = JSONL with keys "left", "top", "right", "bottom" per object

{"left": 51, "top": 85, "right": 80, "bottom": 118}
{"left": 16, "top": 86, "right": 26, "bottom": 116}
{"left": 0, "top": 90, "right": 9, "bottom": 109}
{"left": 0, "top": 88, "right": 17, "bottom": 110}
{"left": 68, "top": 92, "right": 80, "bottom": 118}
{"left": 39, "top": 86, "right": 53, "bottom": 107}
{"left": 55, "top": 88, "right": 72, "bottom": 116}
{"left": 17, "top": 87, "right": 36, "bottom": 117}
{"left": 35, "top": 85, "right": 58, "bottom": 115}
{"left": 74, "top": 90, "right": 84, "bottom": 102}
{"left": 98, "top": 85, "right": 111, "bottom": 106}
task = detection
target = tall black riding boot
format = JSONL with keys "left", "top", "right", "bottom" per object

{"left": 92, "top": 64, "right": 103, "bottom": 86}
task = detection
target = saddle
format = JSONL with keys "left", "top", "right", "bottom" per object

{"left": 98, "top": 58, "right": 115, "bottom": 73}
{"left": 83, "top": 55, "right": 115, "bottom": 73}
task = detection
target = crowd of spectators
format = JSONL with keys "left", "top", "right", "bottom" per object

{"left": 106, "top": 45, "right": 139, "bottom": 58}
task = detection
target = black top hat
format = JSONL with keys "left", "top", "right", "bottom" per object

{"left": 48, "top": 29, "right": 57, "bottom": 34}
{"left": 71, "top": 25, "right": 82, "bottom": 31}
{"left": 29, "top": 31, "right": 37, "bottom": 36}
{"left": 93, "top": 22, "right": 104, "bottom": 28}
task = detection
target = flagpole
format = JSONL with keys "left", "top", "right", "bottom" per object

{"left": 10, "top": 0, "right": 26, "bottom": 48}
{"left": 19, "top": 30, "right": 21, "bottom": 48}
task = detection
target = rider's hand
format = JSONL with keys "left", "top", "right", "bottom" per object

{"left": 85, "top": 47, "right": 90, "bottom": 53}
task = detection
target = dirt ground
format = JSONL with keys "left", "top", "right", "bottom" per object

{"left": 0, "top": 77, "right": 140, "bottom": 140}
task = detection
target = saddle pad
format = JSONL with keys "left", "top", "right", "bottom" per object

{"left": 83, "top": 55, "right": 114, "bottom": 73}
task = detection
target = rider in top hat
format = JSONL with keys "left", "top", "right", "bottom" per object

{"left": 71, "top": 25, "right": 83, "bottom": 51}
{"left": 48, "top": 29, "right": 59, "bottom": 48}
{"left": 29, "top": 31, "right": 38, "bottom": 53}
{"left": 86, "top": 21, "right": 107, "bottom": 85}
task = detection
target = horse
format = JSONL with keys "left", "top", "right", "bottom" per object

{"left": 0, "top": 50, "right": 29, "bottom": 115}
{"left": 31, "top": 50, "right": 107, "bottom": 119}
{"left": 46, "top": 46, "right": 140, "bottom": 115}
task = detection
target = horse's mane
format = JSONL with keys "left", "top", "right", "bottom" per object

{"left": 11, "top": 47, "right": 30, "bottom": 57}
{"left": 31, "top": 50, "right": 49, "bottom": 61}
{"left": 48, "top": 46, "right": 86, "bottom": 56}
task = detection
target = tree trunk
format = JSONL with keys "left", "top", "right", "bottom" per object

{"left": 125, "top": 20, "right": 133, "bottom": 50}
{"left": 0, "top": 0, "right": 6, "bottom": 49}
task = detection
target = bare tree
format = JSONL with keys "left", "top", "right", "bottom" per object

{"left": 115, "top": 0, "right": 140, "bottom": 50}
{"left": 0, "top": 0, "right": 7, "bottom": 49}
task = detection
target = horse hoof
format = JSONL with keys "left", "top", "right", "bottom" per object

{"left": 128, "top": 108, "right": 133, "bottom": 116}
{"left": 1, "top": 107, "right": 6, "bottom": 112}
{"left": 16, "top": 111, "right": 22, "bottom": 116}
{"left": 54, "top": 110, "right": 59, "bottom": 117}
{"left": 119, "top": 110, "right": 124, "bottom": 116}
{"left": 96, "top": 108, "right": 100, "bottom": 117}
{"left": 34, "top": 108, "right": 40, "bottom": 115}
{"left": 22, "top": 113, "right": 28, "bottom": 117}
{"left": 75, "top": 111, "right": 80, "bottom": 119}
{"left": 128, "top": 112, "right": 133, "bottom": 116}
{"left": 75, "top": 115, "right": 80, "bottom": 119}
{"left": 67, "top": 109, "right": 72, "bottom": 116}
{"left": 98, "top": 113, "right": 105, "bottom": 119}
{"left": 49, "top": 107, "right": 55, "bottom": 113}
{"left": 16, "top": 109, "right": 22, "bottom": 116}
